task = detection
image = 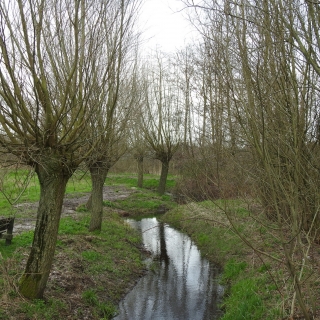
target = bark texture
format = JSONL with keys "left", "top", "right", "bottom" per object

{"left": 19, "top": 160, "right": 71, "bottom": 299}
{"left": 88, "top": 162, "right": 109, "bottom": 232}
{"left": 158, "top": 160, "right": 169, "bottom": 195}
{"left": 137, "top": 156, "right": 144, "bottom": 188}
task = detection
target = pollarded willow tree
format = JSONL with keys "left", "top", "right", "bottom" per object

{"left": 0, "top": 0, "right": 110, "bottom": 299}
{"left": 141, "top": 53, "right": 182, "bottom": 195}
{"left": 85, "top": 0, "right": 141, "bottom": 231}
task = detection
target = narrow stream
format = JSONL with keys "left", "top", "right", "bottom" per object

{"left": 113, "top": 217, "right": 224, "bottom": 320}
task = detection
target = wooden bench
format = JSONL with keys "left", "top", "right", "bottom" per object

{"left": 0, "top": 217, "right": 14, "bottom": 245}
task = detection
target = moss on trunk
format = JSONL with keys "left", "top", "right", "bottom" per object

{"left": 19, "top": 162, "right": 71, "bottom": 299}
{"left": 137, "top": 156, "right": 144, "bottom": 188}
{"left": 158, "top": 160, "right": 169, "bottom": 195}
{"left": 88, "top": 163, "right": 109, "bottom": 232}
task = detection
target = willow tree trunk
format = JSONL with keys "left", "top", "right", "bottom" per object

{"left": 137, "top": 156, "right": 144, "bottom": 188}
{"left": 88, "top": 163, "right": 109, "bottom": 232}
{"left": 158, "top": 160, "right": 169, "bottom": 195}
{"left": 19, "top": 163, "right": 71, "bottom": 299}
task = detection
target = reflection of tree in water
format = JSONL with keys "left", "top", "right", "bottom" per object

{"left": 114, "top": 218, "right": 223, "bottom": 320}
{"left": 159, "top": 222, "right": 169, "bottom": 265}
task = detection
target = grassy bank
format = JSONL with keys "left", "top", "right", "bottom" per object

{"left": 161, "top": 201, "right": 283, "bottom": 320}
{"left": 0, "top": 170, "right": 155, "bottom": 320}
{"left": 0, "top": 210, "right": 147, "bottom": 320}
{"left": 101, "top": 173, "right": 177, "bottom": 216}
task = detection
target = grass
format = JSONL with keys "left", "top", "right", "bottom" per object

{"left": 0, "top": 168, "right": 92, "bottom": 217}
{"left": 106, "top": 173, "right": 176, "bottom": 191}
{"left": 0, "top": 211, "right": 146, "bottom": 319}
{"left": 20, "top": 299, "right": 67, "bottom": 320}
{"left": 220, "top": 260, "right": 282, "bottom": 320}
{"left": 0, "top": 230, "right": 34, "bottom": 258}
{"left": 0, "top": 170, "right": 175, "bottom": 218}
{"left": 58, "top": 215, "right": 90, "bottom": 235}
{"left": 82, "top": 289, "right": 117, "bottom": 319}
{"left": 106, "top": 189, "right": 177, "bottom": 215}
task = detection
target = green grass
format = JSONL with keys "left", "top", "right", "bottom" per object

{"left": 0, "top": 170, "right": 175, "bottom": 218}
{"left": 107, "top": 188, "right": 177, "bottom": 215}
{"left": 222, "top": 259, "right": 247, "bottom": 281}
{"left": 65, "top": 170, "right": 92, "bottom": 194}
{"left": 58, "top": 215, "right": 90, "bottom": 235}
{"left": 221, "top": 277, "right": 265, "bottom": 320}
{"left": 82, "top": 289, "right": 117, "bottom": 319}
{"left": 0, "top": 211, "right": 145, "bottom": 319}
{"left": 221, "top": 271, "right": 281, "bottom": 320}
{"left": 0, "top": 168, "right": 39, "bottom": 213}
{"left": 20, "top": 299, "right": 67, "bottom": 320}
{"left": 0, "top": 230, "right": 34, "bottom": 258}
{"left": 106, "top": 173, "right": 176, "bottom": 191}
{"left": 0, "top": 168, "right": 92, "bottom": 217}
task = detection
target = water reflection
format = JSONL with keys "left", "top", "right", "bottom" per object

{"left": 113, "top": 218, "right": 224, "bottom": 320}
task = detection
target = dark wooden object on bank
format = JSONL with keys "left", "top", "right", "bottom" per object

{"left": 0, "top": 217, "right": 14, "bottom": 245}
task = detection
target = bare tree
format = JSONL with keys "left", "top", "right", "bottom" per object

{"left": 85, "top": 0, "right": 141, "bottom": 231}
{"left": 0, "top": 0, "right": 108, "bottom": 298}
{"left": 141, "top": 53, "right": 182, "bottom": 195}
{"left": 183, "top": 0, "right": 320, "bottom": 318}
{"left": 172, "top": 18, "right": 244, "bottom": 200}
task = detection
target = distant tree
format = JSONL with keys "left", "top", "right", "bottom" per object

{"left": 130, "top": 107, "right": 148, "bottom": 188}
{"left": 141, "top": 53, "right": 182, "bottom": 195}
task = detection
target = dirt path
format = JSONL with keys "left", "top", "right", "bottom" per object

{"left": 12, "top": 185, "right": 134, "bottom": 234}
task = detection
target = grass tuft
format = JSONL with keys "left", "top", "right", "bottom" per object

{"left": 107, "top": 188, "right": 177, "bottom": 216}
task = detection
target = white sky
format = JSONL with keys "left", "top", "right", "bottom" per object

{"left": 139, "top": 0, "right": 196, "bottom": 53}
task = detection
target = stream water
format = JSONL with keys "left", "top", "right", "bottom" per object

{"left": 113, "top": 217, "right": 224, "bottom": 320}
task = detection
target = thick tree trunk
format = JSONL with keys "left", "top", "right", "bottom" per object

{"left": 158, "top": 160, "right": 169, "bottom": 195}
{"left": 19, "top": 164, "right": 70, "bottom": 299}
{"left": 137, "top": 156, "right": 144, "bottom": 188}
{"left": 88, "top": 163, "right": 109, "bottom": 232}
{"left": 86, "top": 194, "right": 92, "bottom": 211}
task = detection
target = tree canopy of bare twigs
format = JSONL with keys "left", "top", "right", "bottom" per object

{"left": 84, "top": 0, "right": 142, "bottom": 232}
{"left": 181, "top": 0, "right": 320, "bottom": 318}
{"left": 0, "top": 0, "right": 118, "bottom": 299}
{"left": 140, "top": 53, "right": 182, "bottom": 195}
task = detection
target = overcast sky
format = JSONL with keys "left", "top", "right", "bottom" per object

{"left": 138, "top": 0, "right": 196, "bottom": 53}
